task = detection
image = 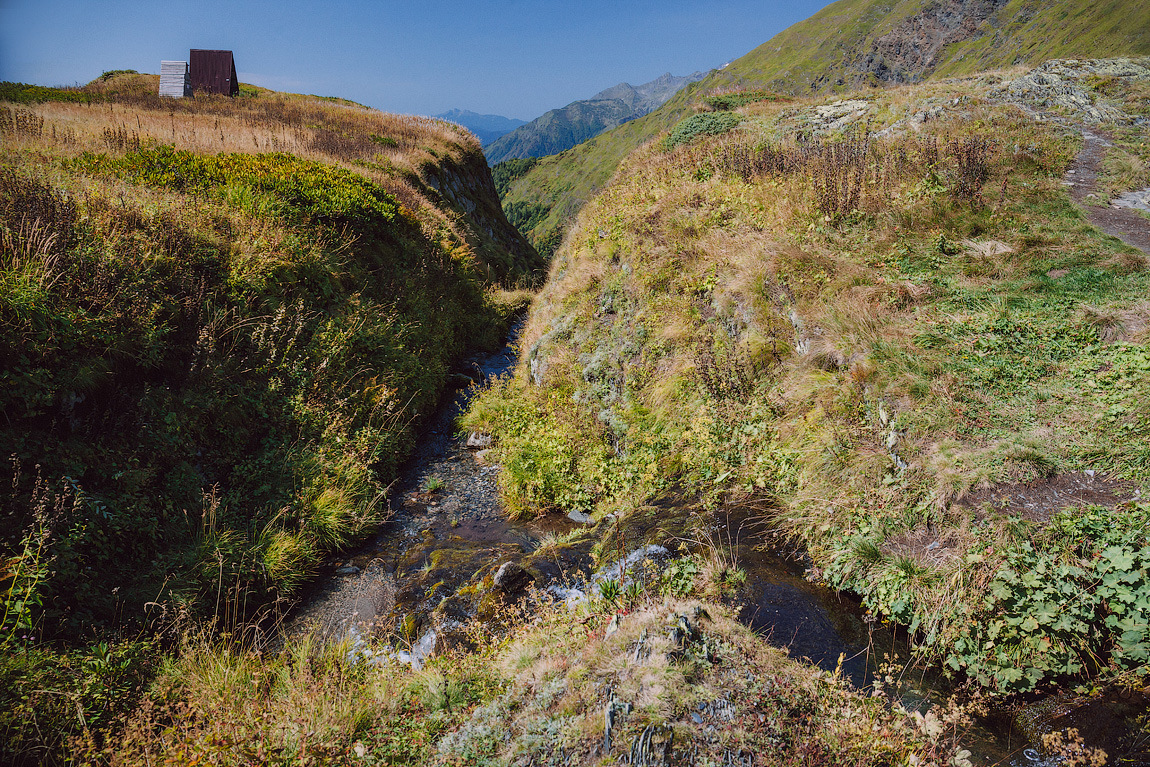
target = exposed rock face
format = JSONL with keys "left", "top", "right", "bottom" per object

{"left": 852, "top": 0, "right": 1006, "bottom": 84}
{"left": 419, "top": 150, "right": 544, "bottom": 282}
{"left": 991, "top": 58, "right": 1150, "bottom": 123}
{"left": 492, "top": 560, "right": 534, "bottom": 594}
{"left": 465, "top": 432, "right": 492, "bottom": 449}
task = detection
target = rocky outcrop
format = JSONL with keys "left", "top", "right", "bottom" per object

{"left": 419, "top": 149, "right": 545, "bottom": 282}
{"left": 991, "top": 58, "right": 1150, "bottom": 124}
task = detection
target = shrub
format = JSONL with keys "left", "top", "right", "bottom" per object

{"left": 662, "top": 112, "right": 741, "bottom": 151}
{"left": 98, "top": 69, "right": 138, "bottom": 81}
{"left": 806, "top": 125, "right": 872, "bottom": 219}
{"left": 948, "top": 136, "right": 995, "bottom": 202}
{"left": 0, "top": 81, "right": 97, "bottom": 105}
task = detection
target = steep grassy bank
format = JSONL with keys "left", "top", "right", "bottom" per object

{"left": 499, "top": 0, "right": 1150, "bottom": 256}
{"left": 467, "top": 62, "right": 1150, "bottom": 696}
{"left": 0, "top": 74, "right": 539, "bottom": 760}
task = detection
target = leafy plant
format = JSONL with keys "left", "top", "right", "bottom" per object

{"left": 597, "top": 578, "right": 621, "bottom": 606}
{"left": 661, "top": 556, "right": 701, "bottom": 597}
{"left": 948, "top": 505, "right": 1150, "bottom": 692}
{"left": 623, "top": 579, "right": 645, "bottom": 606}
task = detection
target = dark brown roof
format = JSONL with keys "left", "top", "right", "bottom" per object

{"left": 189, "top": 50, "right": 238, "bottom": 96}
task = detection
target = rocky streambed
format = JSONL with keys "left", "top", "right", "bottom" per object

{"left": 284, "top": 325, "right": 900, "bottom": 684}
{"left": 287, "top": 319, "right": 1148, "bottom": 763}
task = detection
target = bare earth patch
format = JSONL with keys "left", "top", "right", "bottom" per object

{"left": 1066, "top": 128, "right": 1150, "bottom": 254}
{"left": 885, "top": 473, "right": 1141, "bottom": 568}
{"left": 953, "top": 470, "right": 1141, "bottom": 524}
{"left": 881, "top": 527, "right": 965, "bottom": 567}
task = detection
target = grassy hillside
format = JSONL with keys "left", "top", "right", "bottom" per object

{"left": 468, "top": 64, "right": 1150, "bottom": 699}
{"left": 77, "top": 599, "right": 953, "bottom": 765}
{"left": 0, "top": 73, "right": 539, "bottom": 760}
{"left": 501, "top": 0, "right": 1150, "bottom": 255}
{"left": 484, "top": 97, "right": 640, "bottom": 164}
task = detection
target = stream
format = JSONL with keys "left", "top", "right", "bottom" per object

{"left": 288, "top": 324, "right": 1147, "bottom": 766}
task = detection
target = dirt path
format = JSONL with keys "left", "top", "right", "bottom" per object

{"left": 1064, "top": 127, "right": 1150, "bottom": 253}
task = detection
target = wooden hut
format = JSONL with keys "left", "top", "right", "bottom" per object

{"left": 189, "top": 49, "right": 238, "bottom": 96}
{"left": 159, "top": 61, "right": 191, "bottom": 97}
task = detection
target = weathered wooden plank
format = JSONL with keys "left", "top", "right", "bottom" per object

{"left": 159, "top": 61, "right": 191, "bottom": 98}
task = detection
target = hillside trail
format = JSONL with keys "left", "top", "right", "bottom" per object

{"left": 1016, "top": 103, "right": 1149, "bottom": 253}
{"left": 1065, "top": 127, "right": 1150, "bottom": 253}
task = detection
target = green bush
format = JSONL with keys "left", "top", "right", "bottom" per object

{"left": 662, "top": 111, "right": 741, "bottom": 150}
{"left": 0, "top": 81, "right": 97, "bottom": 105}
{"left": 98, "top": 69, "right": 138, "bottom": 82}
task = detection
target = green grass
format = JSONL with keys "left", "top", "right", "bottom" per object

{"left": 62, "top": 598, "right": 956, "bottom": 766}
{"left": 0, "top": 81, "right": 99, "bottom": 105}
{"left": 0, "top": 73, "right": 542, "bottom": 765}
{"left": 0, "top": 65, "right": 535, "bottom": 671}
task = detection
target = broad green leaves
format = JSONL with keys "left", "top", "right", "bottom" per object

{"left": 948, "top": 504, "right": 1150, "bottom": 692}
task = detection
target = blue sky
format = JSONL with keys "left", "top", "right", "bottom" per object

{"left": 0, "top": 0, "right": 828, "bottom": 120}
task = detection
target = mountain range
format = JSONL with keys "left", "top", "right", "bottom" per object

{"left": 434, "top": 108, "right": 527, "bottom": 145}
{"left": 483, "top": 71, "right": 706, "bottom": 165}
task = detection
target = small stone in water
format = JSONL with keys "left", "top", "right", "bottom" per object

{"left": 336, "top": 565, "right": 360, "bottom": 575}
{"left": 466, "top": 432, "right": 492, "bottom": 449}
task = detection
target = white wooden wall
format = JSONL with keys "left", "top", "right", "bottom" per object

{"left": 159, "top": 61, "right": 190, "bottom": 98}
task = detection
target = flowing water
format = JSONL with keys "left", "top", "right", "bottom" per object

{"left": 289, "top": 325, "right": 1148, "bottom": 764}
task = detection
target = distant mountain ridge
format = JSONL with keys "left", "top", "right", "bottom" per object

{"left": 484, "top": 71, "right": 706, "bottom": 165}
{"left": 435, "top": 109, "right": 527, "bottom": 145}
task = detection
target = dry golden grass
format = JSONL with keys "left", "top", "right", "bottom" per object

{"left": 4, "top": 90, "right": 483, "bottom": 250}
{"left": 478, "top": 598, "right": 938, "bottom": 765}
{"left": 469, "top": 68, "right": 1150, "bottom": 699}
{"left": 1080, "top": 301, "right": 1150, "bottom": 342}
